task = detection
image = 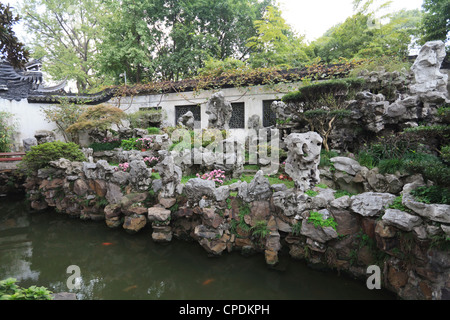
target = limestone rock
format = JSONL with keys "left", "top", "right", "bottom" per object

{"left": 350, "top": 192, "right": 396, "bottom": 217}
{"left": 206, "top": 91, "right": 233, "bottom": 130}
{"left": 148, "top": 206, "right": 171, "bottom": 222}
{"left": 382, "top": 209, "right": 423, "bottom": 231}
{"left": 123, "top": 214, "right": 147, "bottom": 233}
{"left": 284, "top": 132, "right": 322, "bottom": 191}
{"left": 330, "top": 157, "right": 362, "bottom": 175}
{"left": 177, "top": 111, "right": 195, "bottom": 130}
{"left": 410, "top": 40, "right": 448, "bottom": 98}
{"left": 300, "top": 210, "right": 338, "bottom": 243}
{"left": 184, "top": 178, "right": 216, "bottom": 201}
{"left": 151, "top": 225, "right": 173, "bottom": 243}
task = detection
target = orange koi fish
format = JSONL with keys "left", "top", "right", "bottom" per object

{"left": 123, "top": 285, "right": 138, "bottom": 292}
{"left": 202, "top": 279, "right": 215, "bottom": 286}
{"left": 102, "top": 242, "right": 114, "bottom": 246}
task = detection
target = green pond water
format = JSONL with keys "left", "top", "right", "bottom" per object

{"left": 0, "top": 196, "right": 396, "bottom": 300}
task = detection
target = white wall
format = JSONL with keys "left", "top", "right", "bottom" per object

{"left": 0, "top": 98, "right": 65, "bottom": 151}
{"left": 0, "top": 81, "right": 304, "bottom": 151}
{"left": 109, "top": 81, "right": 304, "bottom": 130}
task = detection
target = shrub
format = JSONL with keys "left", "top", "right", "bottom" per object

{"left": 0, "top": 111, "right": 17, "bottom": 152}
{"left": 441, "top": 145, "right": 450, "bottom": 163}
{"left": 0, "top": 278, "right": 53, "bottom": 300}
{"left": 88, "top": 137, "right": 121, "bottom": 152}
{"left": 66, "top": 104, "right": 126, "bottom": 140}
{"left": 120, "top": 138, "right": 137, "bottom": 151}
{"left": 334, "top": 190, "right": 355, "bottom": 199}
{"left": 20, "top": 141, "right": 86, "bottom": 174}
{"left": 308, "top": 211, "right": 338, "bottom": 230}
{"left": 135, "top": 137, "right": 153, "bottom": 150}
{"left": 319, "top": 150, "right": 339, "bottom": 167}
{"left": 147, "top": 127, "right": 161, "bottom": 134}
{"left": 410, "top": 185, "right": 450, "bottom": 205}
{"left": 196, "top": 169, "right": 226, "bottom": 185}
{"left": 388, "top": 196, "right": 411, "bottom": 212}
{"left": 251, "top": 220, "right": 270, "bottom": 239}
{"left": 41, "top": 99, "right": 85, "bottom": 143}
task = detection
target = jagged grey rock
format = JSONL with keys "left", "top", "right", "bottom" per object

{"left": 177, "top": 111, "right": 195, "bottom": 130}
{"left": 238, "top": 170, "right": 272, "bottom": 203}
{"left": 284, "top": 132, "right": 322, "bottom": 191}
{"left": 330, "top": 157, "right": 362, "bottom": 175}
{"left": 206, "top": 91, "right": 233, "bottom": 129}
{"left": 148, "top": 207, "right": 171, "bottom": 222}
{"left": 410, "top": 40, "right": 449, "bottom": 101}
{"left": 183, "top": 178, "right": 216, "bottom": 201}
{"left": 247, "top": 114, "right": 262, "bottom": 130}
{"left": 382, "top": 209, "right": 423, "bottom": 231}
{"left": 23, "top": 137, "right": 37, "bottom": 151}
{"left": 350, "top": 192, "right": 396, "bottom": 217}
{"left": 154, "top": 151, "right": 182, "bottom": 198}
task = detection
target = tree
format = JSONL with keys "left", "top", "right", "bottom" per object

{"left": 20, "top": 0, "right": 105, "bottom": 92}
{"left": 246, "top": 6, "right": 311, "bottom": 69}
{"left": 419, "top": 0, "right": 450, "bottom": 46}
{"left": 41, "top": 99, "right": 85, "bottom": 143}
{"left": 66, "top": 104, "right": 126, "bottom": 141}
{"left": 0, "top": 3, "right": 29, "bottom": 68}
{"left": 282, "top": 78, "right": 364, "bottom": 152}
{"left": 97, "top": 0, "right": 274, "bottom": 84}
{"left": 310, "top": 0, "right": 421, "bottom": 62}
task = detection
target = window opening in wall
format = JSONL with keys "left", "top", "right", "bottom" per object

{"left": 230, "top": 102, "right": 245, "bottom": 129}
{"left": 175, "top": 105, "right": 201, "bottom": 128}
{"left": 263, "top": 100, "right": 278, "bottom": 127}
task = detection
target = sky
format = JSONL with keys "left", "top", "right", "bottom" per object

{"left": 278, "top": 0, "right": 424, "bottom": 42}
{"left": 6, "top": 0, "right": 425, "bottom": 44}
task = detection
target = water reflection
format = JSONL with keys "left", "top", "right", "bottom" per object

{"left": 0, "top": 197, "right": 396, "bottom": 300}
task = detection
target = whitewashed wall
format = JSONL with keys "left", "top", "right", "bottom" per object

{"left": 0, "top": 98, "right": 65, "bottom": 151}
{"left": 0, "top": 81, "right": 303, "bottom": 151}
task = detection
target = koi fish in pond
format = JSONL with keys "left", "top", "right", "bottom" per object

{"left": 123, "top": 285, "right": 137, "bottom": 292}
{"left": 101, "top": 242, "right": 114, "bottom": 246}
{"left": 202, "top": 279, "right": 215, "bottom": 286}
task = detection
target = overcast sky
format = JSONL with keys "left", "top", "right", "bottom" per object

{"left": 278, "top": 0, "right": 424, "bottom": 42}
{"left": 6, "top": 0, "right": 425, "bottom": 44}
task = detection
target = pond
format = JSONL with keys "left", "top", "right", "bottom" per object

{"left": 0, "top": 196, "right": 396, "bottom": 300}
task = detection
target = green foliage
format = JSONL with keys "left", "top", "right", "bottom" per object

{"left": 282, "top": 78, "right": 364, "bottom": 151}
{"left": 120, "top": 138, "right": 137, "bottom": 151}
{"left": 307, "top": 211, "right": 338, "bottom": 230}
{"left": 251, "top": 220, "right": 270, "bottom": 239}
{"left": 0, "top": 3, "right": 29, "bottom": 68}
{"left": 309, "top": 1, "right": 422, "bottom": 63}
{"left": 388, "top": 196, "right": 411, "bottom": 212}
{"left": 305, "top": 190, "right": 318, "bottom": 197}
{"left": 230, "top": 201, "right": 252, "bottom": 237}
{"left": 67, "top": 104, "right": 126, "bottom": 138}
{"left": 334, "top": 190, "right": 355, "bottom": 199}
{"left": 20, "top": 141, "right": 86, "bottom": 174}
{"left": 88, "top": 140, "right": 121, "bottom": 152}
{"left": 97, "top": 0, "right": 274, "bottom": 83}
{"left": 291, "top": 220, "right": 302, "bottom": 236}
{"left": 0, "top": 278, "right": 53, "bottom": 300}
{"left": 246, "top": 5, "right": 311, "bottom": 69}
{"left": 147, "top": 127, "right": 161, "bottom": 135}
{"left": 21, "top": 0, "right": 104, "bottom": 92}
{"left": 315, "top": 183, "right": 328, "bottom": 189}
{"left": 419, "top": 0, "right": 450, "bottom": 46}
{"left": 319, "top": 150, "right": 339, "bottom": 167}
{"left": 41, "top": 100, "right": 86, "bottom": 143}
{"left": 410, "top": 185, "right": 450, "bottom": 205}
{"left": 126, "top": 109, "right": 163, "bottom": 129}
{"left": 441, "top": 145, "right": 450, "bottom": 163}
{"left": 0, "top": 111, "right": 17, "bottom": 152}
